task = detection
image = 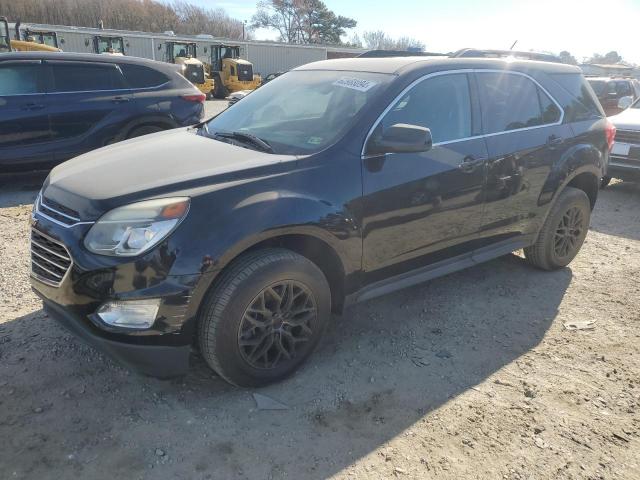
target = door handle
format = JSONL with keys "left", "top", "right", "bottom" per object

{"left": 547, "top": 135, "right": 564, "bottom": 149}
{"left": 458, "top": 155, "right": 486, "bottom": 173}
{"left": 112, "top": 97, "right": 130, "bottom": 103}
{"left": 21, "top": 103, "right": 45, "bottom": 111}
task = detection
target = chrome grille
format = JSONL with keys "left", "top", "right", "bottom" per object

{"left": 30, "top": 229, "right": 72, "bottom": 287}
{"left": 35, "top": 195, "right": 82, "bottom": 227}
{"left": 615, "top": 130, "right": 640, "bottom": 145}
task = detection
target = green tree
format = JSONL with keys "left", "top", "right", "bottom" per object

{"left": 252, "top": 0, "right": 356, "bottom": 44}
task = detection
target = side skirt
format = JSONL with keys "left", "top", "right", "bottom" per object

{"left": 345, "top": 235, "right": 534, "bottom": 307}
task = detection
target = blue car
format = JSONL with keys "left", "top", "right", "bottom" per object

{"left": 0, "top": 52, "right": 205, "bottom": 173}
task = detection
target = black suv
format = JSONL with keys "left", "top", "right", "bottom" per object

{"left": 31, "top": 57, "right": 612, "bottom": 387}
{"left": 0, "top": 52, "right": 205, "bottom": 173}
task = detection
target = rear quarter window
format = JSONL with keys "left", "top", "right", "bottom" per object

{"left": 550, "top": 73, "right": 605, "bottom": 121}
{"left": 119, "top": 64, "right": 169, "bottom": 89}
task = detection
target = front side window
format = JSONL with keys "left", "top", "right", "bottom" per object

{"left": 476, "top": 72, "right": 560, "bottom": 134}
{"left": 50, "top": 63, "right": 124, "bottom": 92}
{"left": 378, "top": 73, "right": 472, "bottom": 144}
{"left": 0, "top": 64, "right": 41, "bottom": 96}
{"left": 206, "top": 70, "right": 392, "bottom": 154}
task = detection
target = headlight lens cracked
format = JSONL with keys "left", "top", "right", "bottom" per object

{"left": 84, "top": 197, "right": 190, "bottom": 257}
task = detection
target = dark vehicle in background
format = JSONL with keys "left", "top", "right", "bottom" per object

{"left": 604, "top": 97, "right": 640, "bottom": 186}
{"left": 0, "top": 52, "right": 205, "bottom": 173}
{"left": 587, "top": 77, "right": 640, "bottom": 116}
{"left": 31, "top": 57, "right": 612, "bottom": 387}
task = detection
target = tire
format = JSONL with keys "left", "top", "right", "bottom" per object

{"left": 213, "top": 75, "right": 229, "bottom": 99}
{"left": 600, "top": 175, "right": 612, "bottom": 189}
{"left": 127, "top": 125, "right": 164, "bottom": 139}
{"left": 198, "top": 248, "right": 331, "bottom": 387}
{"left": 524, "top": 187, "right": 591, "bottom": 270}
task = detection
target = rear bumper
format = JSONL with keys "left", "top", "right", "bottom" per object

{"left": 609, "top": 155, "right": 640, "bottom": 179}
{"left": 39, "top": 295, "right": 191, "bottom": 378}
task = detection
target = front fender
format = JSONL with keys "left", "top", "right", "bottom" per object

{"left": 170, "top": 188, "right": 361, "bottom": 278}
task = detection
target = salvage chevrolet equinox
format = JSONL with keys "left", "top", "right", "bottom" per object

{"left": 31, "top": 57, "right": 613, "bottom": 387}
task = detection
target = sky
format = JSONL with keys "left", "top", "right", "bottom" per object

{"left": 190, "top": 0, "right": 640, "bottom": 64}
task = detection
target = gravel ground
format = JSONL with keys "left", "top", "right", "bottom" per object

{"left": 0, "top": 170, "right": 639, "bottom": 479}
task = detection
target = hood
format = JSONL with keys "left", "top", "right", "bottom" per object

{"left": 609, "top": 108, "right": 640, "bottom": 130}
{"left": 44, "top": 128, "right": 297, "bottom": 220}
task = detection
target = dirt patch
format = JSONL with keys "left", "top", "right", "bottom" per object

{"left": 1, "top": 180, "right": 639, "bottom": 479}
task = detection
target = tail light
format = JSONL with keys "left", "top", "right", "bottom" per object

{"left": 605, "top": 120, "right": 616, "bottom": 151}
{"left": 181, "top": 93, "right": 206, "bottom": 103}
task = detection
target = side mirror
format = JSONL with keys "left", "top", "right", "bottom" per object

{"left": 618, "top": 96, "right": 633, "bottom": 110}
{"left": 365, "top": 123, "right": 433, "bottom": 156}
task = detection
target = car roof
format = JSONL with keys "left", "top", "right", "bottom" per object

{"left": 295, "top": 56, "right": 581, "bottom": 76}
{"left": 0, "top": 51, "right": 178, "bottom": 71}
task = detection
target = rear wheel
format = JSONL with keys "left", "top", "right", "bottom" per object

{"left": 524, "top": 187, "right": 591, "bottom": 270}
{"left": 127, "top": 125, "right": 164, "bottom": 139}
{"left": 198, "top": 249, "right": 331, "bottom": 387}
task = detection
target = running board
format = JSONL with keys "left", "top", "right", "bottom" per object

{"left": 346, "top": 235, "right": 532, "bottom": 306}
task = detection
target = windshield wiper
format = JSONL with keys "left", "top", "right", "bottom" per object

{"left": 210, "top": 130, "right": 274, "bottom": 153}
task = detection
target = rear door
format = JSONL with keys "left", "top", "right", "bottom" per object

{"left": 0, "top": 60, "right": 53, "bottom": 172}
{"left": 43, "top": 60, "right": 133, "bottom": 162}
{"left": 475, "top": 71, "right": 572, "bottom": 241}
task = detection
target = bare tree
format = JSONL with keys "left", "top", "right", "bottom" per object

{"left": 362, "top": 30, "right": 425, "bottom": 51}
{"left": 0, "top": 0, "right": 247, "bottom": 39}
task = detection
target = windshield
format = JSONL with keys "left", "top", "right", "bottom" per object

{"left": 206, "top": 70, "right": 392, "bottom": 155}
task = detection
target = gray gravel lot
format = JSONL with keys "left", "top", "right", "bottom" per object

{"left": 0, "top": 166, "right": 639, "bottom": 478}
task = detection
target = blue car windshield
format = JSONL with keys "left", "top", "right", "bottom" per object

{"left": 206, "top": 70, "right": 392, "bottom": 155}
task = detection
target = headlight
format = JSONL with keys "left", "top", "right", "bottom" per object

{"left": 84, "top": 197, "right": 190, "bottom": 257}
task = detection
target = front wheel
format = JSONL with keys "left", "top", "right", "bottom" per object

{"left": 198, "top": 249, "right": 331, "bottom": 387}
{"left": 524, "top": 187, "right": 591, "bottom": 270}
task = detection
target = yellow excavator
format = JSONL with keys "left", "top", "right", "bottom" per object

{"left": 164, "top": 41, "right": 215, "bottom": 99}
{"left": 0, "top": 17, "right": 61, "bottom": 52}
{"left": 94, "top": 35, "right": 125, "bottom": 55}
{"left": 209, "top": 44, "right": 261, "bottom": 98}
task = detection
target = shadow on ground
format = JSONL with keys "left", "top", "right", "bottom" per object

{"left": 590, "top": 180, "right": 640, "bottom": 241}
{"left": 0, "top": 254, "right": 572, "bottom": 479}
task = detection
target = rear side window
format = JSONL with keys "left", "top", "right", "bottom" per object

{"left": 0, "top": 64, "right": 41, "bottom": 95}
{"left": 50, "top": 63, "right": 125, "bottom": 93}
{"left": 551, "top": 73, "right": 605, "bottom": 121}
{"left": 119, "top": 64, "right": 169, "bottom": 88}
{"left": 476, "top": 73, "right": 561, "bottom": 134}
{"left": 380, "top": 73, "right": 472, "bottom": 143}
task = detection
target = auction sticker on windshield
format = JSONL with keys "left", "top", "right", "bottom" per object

{"left": 333, "top": 77, "right": 378, "bottom": 92}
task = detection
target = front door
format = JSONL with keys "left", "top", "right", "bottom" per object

{"left": 0, "top": 60, "right": 53, "bottom": 172}
{"left": 361, "top": 72, "right": 488, "bottom": 282}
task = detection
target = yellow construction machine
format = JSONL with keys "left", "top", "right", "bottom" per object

{"left": 209, "top": 44, "right": 261, "bottom": 98}
{"left": 164, "top": 41, "right": 215, "bottom": 98}
{"left": 0, "top": 18, "right": 61, "bottom": 52}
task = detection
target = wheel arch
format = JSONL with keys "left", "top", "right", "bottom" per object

{"left": 203, "top": 230, "right": 349, "bottom": 315}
